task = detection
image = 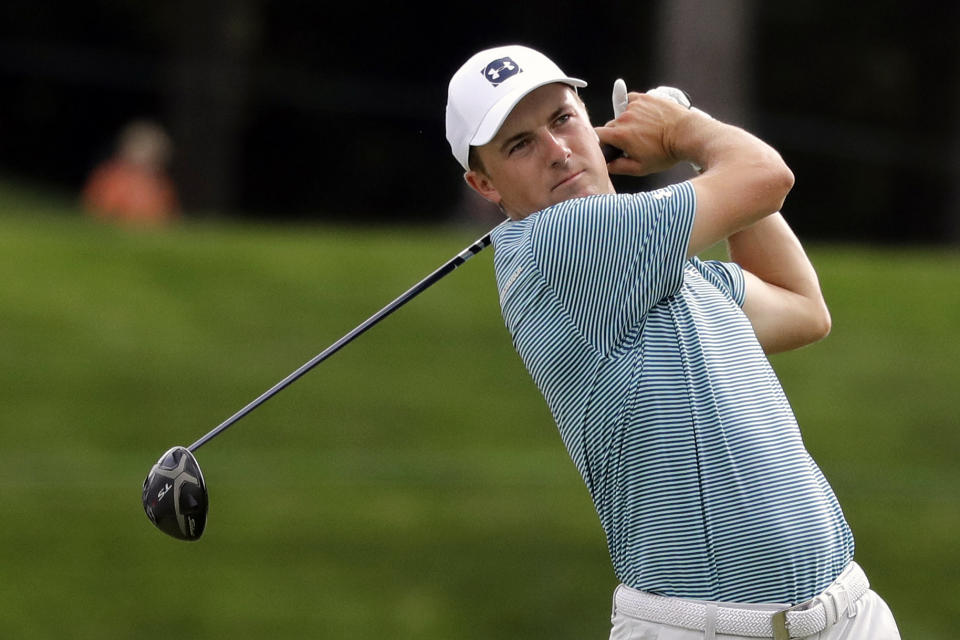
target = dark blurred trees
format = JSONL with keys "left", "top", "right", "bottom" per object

{"left": 166, "top": 0, "right": 258, "bottom": 214}
{"left": 754, "top": 1, "right": 960, "bottom": 243}
{"left": 0, "top": 0, "right": 957, "bottom": 241}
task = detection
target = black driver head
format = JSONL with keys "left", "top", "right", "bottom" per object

{"left": 142, "top": 446, "right": 208, "bottom": 541}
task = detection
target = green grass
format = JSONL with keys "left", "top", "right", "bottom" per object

{"left": 0, "top": 182, "right": 957, "bottom": 638}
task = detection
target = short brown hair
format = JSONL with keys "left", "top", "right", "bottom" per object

{"left": 467, "top": 146, "right": 486, "bottom": 174}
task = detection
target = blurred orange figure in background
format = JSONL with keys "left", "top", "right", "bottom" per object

{"left": 82, "top": 120, "right": 180, "bottom": 224}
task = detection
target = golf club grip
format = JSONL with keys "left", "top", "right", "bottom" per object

{"left": 188, "top": 230, "right": 494, "bottom": 452}
{"left": 601, "top": 143, "right": 624, "bottom": 163}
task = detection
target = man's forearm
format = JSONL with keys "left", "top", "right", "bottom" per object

{"left": 670, "top": 110, "right": 794, "bottom": 257}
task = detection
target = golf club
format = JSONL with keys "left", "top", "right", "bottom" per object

{"left": 142, "top": 84, "right": 698, "bottom": 542}
{"left": 142, "top": 229, "right": 493, "bottom": 541}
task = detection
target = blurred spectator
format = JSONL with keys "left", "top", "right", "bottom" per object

{"left": 82, "top": 120, "right": 180, "bottom": 225}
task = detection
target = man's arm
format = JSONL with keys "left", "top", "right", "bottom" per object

{"left": 728, "top": 214, "right": 831, "bottom": 353}
{"left": 596, "top": 92, "right": 829, "bottom": 353}
{"left": 596, "top": 93, "right": 794, "bottom": 256}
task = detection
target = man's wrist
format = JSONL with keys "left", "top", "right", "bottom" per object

{"left": 665, "top": 109, "right": 719, "bottom": 169}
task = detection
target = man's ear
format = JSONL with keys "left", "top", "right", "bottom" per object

{"left": 464, "top": 170, "right": 501, "bottom": 206}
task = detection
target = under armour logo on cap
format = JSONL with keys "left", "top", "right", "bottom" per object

{"left": 482, "top": 57, "right": 522, "bottom": 87}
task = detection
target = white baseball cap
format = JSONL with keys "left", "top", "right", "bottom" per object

{"left": 445, "top": 44, "right": 587, "bottom": 170}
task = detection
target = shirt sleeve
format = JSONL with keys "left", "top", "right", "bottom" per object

{"left": 689, "top": 258, "right": 747, "bottom": 307}
{"left": 528, "top": 181, "right": 697, "bottom": 355}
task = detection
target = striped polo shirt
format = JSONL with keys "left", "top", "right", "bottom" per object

{"left": 490, "top": 181, "right": 854, "bottom": 604}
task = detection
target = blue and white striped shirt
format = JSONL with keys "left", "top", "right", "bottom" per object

{"left": 491, "top": 182, "right": 854, "bottom": 604}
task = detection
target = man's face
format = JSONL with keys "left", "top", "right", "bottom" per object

{"left": 465, "top": 83, "right": 615, "bottom": 220}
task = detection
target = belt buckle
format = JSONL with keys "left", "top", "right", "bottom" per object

{"left": 771, "top": 609, "right": 790, "bottom": 640}
{"left": 771, "top": 602, "right": 807, "bottom": 640}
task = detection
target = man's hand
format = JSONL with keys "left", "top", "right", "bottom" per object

{"left": 600, "top": 78, "right": 794, "bottom": 258}
{"left": 596, "top": 91, "right": 702, "bottom": 177}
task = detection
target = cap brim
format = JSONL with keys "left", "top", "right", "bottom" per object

{"left": 469, "top": 77, "right": 587, "bottom": 149}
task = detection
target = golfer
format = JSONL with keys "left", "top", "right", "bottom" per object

{"left": 445, "top": 45, "right": 900, "bottom": 639}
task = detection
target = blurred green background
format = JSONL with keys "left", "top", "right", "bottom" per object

{"left": 1, "top": 181, "right": 957, "bottom": 639}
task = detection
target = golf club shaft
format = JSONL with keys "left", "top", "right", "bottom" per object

{"left": 188, "top": 230, "right": 494, "bottom": 452}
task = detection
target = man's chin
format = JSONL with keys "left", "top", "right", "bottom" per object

{"left": 552, "top": 183, "right": 605, "bottom": 205}
{"left": 510, "top": 185, "right": 611, "bottom": 219}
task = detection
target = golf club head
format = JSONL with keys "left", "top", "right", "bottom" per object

{"left": 142, "top": 446, "right": 208, "bottom": 541}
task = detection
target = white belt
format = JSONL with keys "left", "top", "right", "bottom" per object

{"left": 614, "top": 562, "right": 870, "bottom": 639}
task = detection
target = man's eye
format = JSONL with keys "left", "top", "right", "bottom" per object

{"left": 555, "top": 113, "right": 572, "bottom": 126}
{"left": 509, "top": 139, "right": 529, "bottom": 155}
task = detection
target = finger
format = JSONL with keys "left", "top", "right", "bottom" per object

{"left": 595, "top": 124, "right": 623, "bottom": 145}
{"left": 596, "top": 126, "right": 628, "bottom": 159}
{"left": 606, "top": 156, "right": 647, "bottom": 176}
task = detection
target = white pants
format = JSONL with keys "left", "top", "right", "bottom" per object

{"left": 609, "top": 565, "right": 900, "bottom": 639}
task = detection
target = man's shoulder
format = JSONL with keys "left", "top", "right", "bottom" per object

{"left": 492, "top": 182, "right": 696, "bottom": 259}
{"left": 541, "top": 183, "right": 695, "bottom": 227}
{"left": 492, "top": 193, "right": 633, "bottom": 243}
{"left": 490, "top": 216, "right": 531, "bottom": 251}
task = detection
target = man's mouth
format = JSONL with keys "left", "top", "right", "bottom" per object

{"left": 552, "top": 170, "right": 584, "bottom": 191}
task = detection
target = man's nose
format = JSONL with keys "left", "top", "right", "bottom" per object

{"left": 542, "top": 131, "right": 571, "bottom": 166}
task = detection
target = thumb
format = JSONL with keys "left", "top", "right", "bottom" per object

{"left": 612, "top": 78, "right": 629, "bottom": 118}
